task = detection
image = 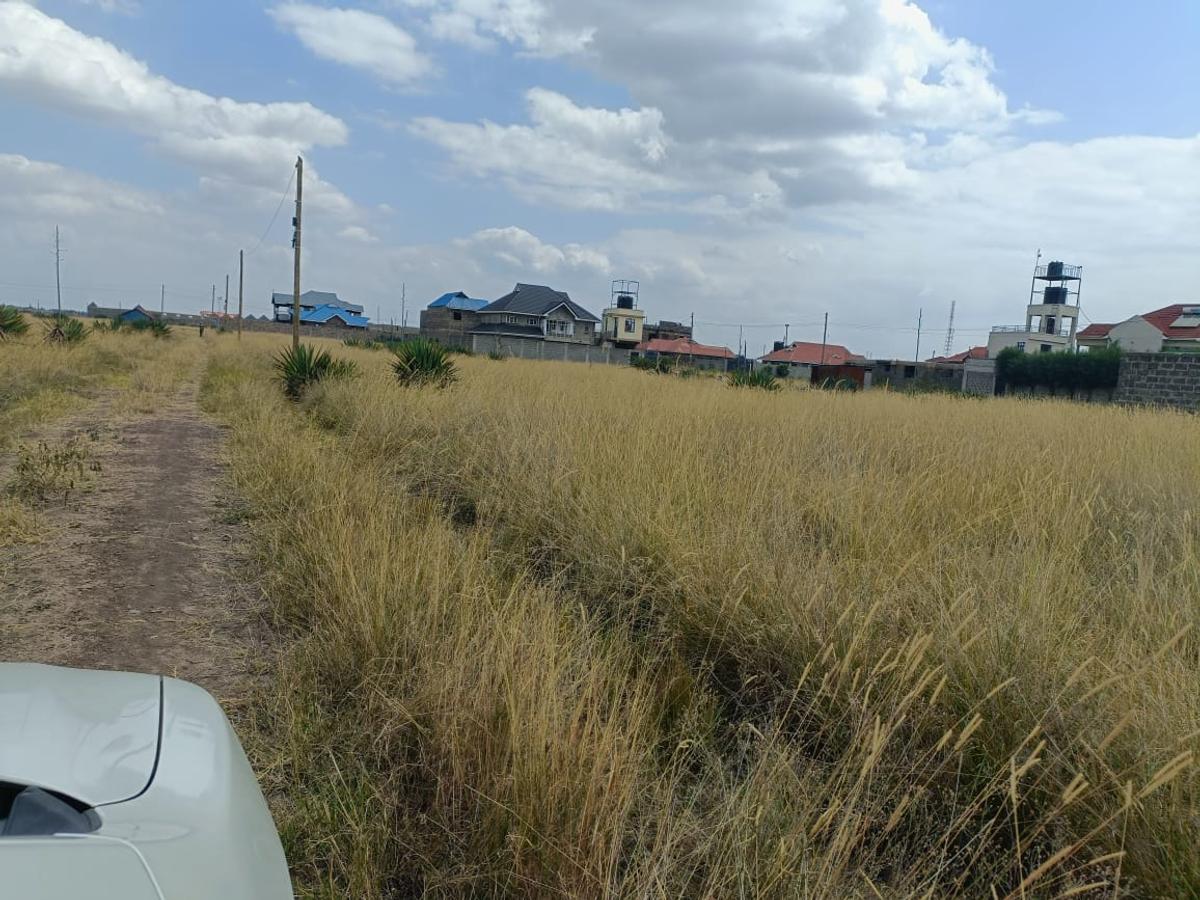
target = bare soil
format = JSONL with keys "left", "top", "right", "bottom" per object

{"left": 0, "top": 383, "right": 267, "bottom": 709}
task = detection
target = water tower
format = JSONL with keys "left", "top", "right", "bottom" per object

{"left": 987, "top": 255, "right": 1082, "bottom": 357}
{"left": 602, "top": 279, "right": 646, "bottom": 348}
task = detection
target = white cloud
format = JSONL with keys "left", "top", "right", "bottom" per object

{"left": 407, "top": 0, "right": 1060, "bottom": 215}
{"left": 457, "top": 226, "right": 611, "bottom": 274}
{"left": 0, "top": 3, "right": 353, "bottom": 211}
{"left": 270, "top": 4, "right": 433, "bottom": 86}
{"left": 340, "top": 225, "right": 380, "bottom": 243}
{"left": 412, "top": 89, "right": 677, "bottom": 210}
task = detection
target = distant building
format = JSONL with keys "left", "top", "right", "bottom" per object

{"left": 928, "top": 346, "right": 988, "bottom": 364}
{"left": 634, "top": 337, "right": 736, "bottom": 372}
{"left": 118, "top": 305, "right": 156, "bottom": 324}
{"left": 419, "top": 291, "right": 489, "bottom": 346}
{"left": 600, "top": 280, "right": 646, "bottom": 348}
{"left": 1078, "top": 304, "right": 1200, "bottom": 354}
{"left": 271, "top": 290, "right": 364, "bottom": 324}
{"left": 471, "top": 283, "right": 601, "bottom": 346}
{"left": 987, "top": 259, "right": 1081, "bottom": 357}
{"left": 760, "top": 340, "right": 865, "bottom": 379}
{"left": 645, "top": 320, "right": 692, "bottom": 342}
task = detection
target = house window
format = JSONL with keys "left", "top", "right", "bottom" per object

{"left": 903, "top": 365, "right": 916, "bottom": 378}
{"left": 1016, "top": 341, "right": 1026, "bottom": 352}
{"left": 624, "top": 318, "right": 636, "bottom": 333}
{"left": 547, "top": 319, "right": 575, "bottom": 337}
{"left": 452, "top": 311, "right": 462, "bottom": 321}
{"left": 1040, "top": 344, "right": 1052, "bottom": 352}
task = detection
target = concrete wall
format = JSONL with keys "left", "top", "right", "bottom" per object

{"left": 1115, "top": 352, "right": 1200, "bottom": 411}
{"left": 962, "top": 359, "right": 997, "bottom": 396}
{"left": 471, "top": 332, "right": 631, "bottom": 365}
{"left": 420, "top": 307, "right": 480, "bottom": 348}
{"left": 1107, "top": 317, "right": 1164, "bottom": 353}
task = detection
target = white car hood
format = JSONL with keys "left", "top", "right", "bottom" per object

{"left": 0, "top": 664, "right": 160, "bottom": 807}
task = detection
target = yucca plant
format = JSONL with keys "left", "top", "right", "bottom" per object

{"left": 128, "top": 318, "right": 172, "bottom": 338}
{"left": 0, "top": 305, "right": 29, "bottom": 341}
{"left": 273, "top": 343, "right": 358, "bottom": 400}
{"left": 727, "top": 367, "right": 780, "bottom": 391}
{"left": 391, "top": 338, "right": 457, "bottom": 387}
{"left": 42, "top": 315, "right": 88, "bottom": 345}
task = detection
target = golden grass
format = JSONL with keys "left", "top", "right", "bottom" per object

{"left": 210, "top": 337, "right": 1198, "bottom": 894}
{"left": 0, "top": 323, "right": 205, "bottom": 443}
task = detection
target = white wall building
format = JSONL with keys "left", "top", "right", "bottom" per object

{"left": 987, "top": 260, "right": 1081, "bottom": 357}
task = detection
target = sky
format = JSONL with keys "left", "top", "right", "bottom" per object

{"left": 0, "top": 0, "right": 1197, "bottom": 358}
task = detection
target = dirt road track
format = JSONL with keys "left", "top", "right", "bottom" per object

{"left": 1, "top": 385, "right": 266, "bottom": 708}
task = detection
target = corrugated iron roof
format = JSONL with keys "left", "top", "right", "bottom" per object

{"left": 483, "top": 284, "right": 601, "bottom": 323}
{"left": 760, "top": 341, "right": 862, "bottom": 365}
{"left": 271, "top": 290, "right": 363, "bottom": 314}
{"left": 635, "top": 337, "right": 735, "bottom": 359}
{"left": 428, "top": 291, "right": 489, "bottom": 311}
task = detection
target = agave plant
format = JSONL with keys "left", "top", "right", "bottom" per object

{"left": 391, "top": 338, "right": 458, "bottom": 388}
{"left": 273, "top": 343, "right": 358, "bottom": 400}
{"left": 727, "top": 367, "right": 780, "bottom": 392}
{"left": 128, "top": 318, "right": 172, "bottom": 338}
{"left": 0, "top": 305, "right": 29, "bottom": 341}
{"left": 42, "top": 315, "right": 89, "bottom": 345}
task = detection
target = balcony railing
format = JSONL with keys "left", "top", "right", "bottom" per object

{"left": 1034, "top": 263, "right": 1083, "bottom": 280}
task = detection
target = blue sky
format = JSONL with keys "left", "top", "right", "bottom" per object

{"left": 1, "top": 0, "right": 1196, "bottom": 355}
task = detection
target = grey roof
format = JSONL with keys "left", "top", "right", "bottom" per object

{"left": 482, "top": 284, "right": 601, "bottom": 323}
{"left": 469, "top": 322, "right": 545, "bottom": 338}
{"left": 270, "top": 290, "right": 363, "bottom": 314}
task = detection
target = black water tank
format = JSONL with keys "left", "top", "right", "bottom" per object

{"left": 1043, "top": 286, "right": 1068, "bottom": 305}
{"left": 1046, "top": 260, "right": 1064, "bottom": 280}
{"left": 773, "top": 341, "right": 786, "bottom": 352}
{"left": 616, "top": 294, "right": 634, "bottom": 310}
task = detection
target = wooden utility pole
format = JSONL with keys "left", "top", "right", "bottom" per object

{"left": 292, "top": 156, "right": 304, "bottom": 349}
{"left": 211, "top": 284, "right": 216, "bottom": 313}
{"left": 160, "top": 283, "right": 165, "bottom": 315}
{"left": 820, "top": 312, "right": 829, "bottom": 364}
{"left": 54, "top": 226, "right": 63, "bottom": 314}
{"left": 914, "top": 308, "right": 923, "bottom": 361}
{"left": 237, "top": 250, "right": 244, "bottom": 340}
{"left": 223, "top": 274, "right": 229, "bottom": 317}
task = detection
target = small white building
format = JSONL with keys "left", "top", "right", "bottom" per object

{"left": 1077, "top": 304, "right": 1200, "bottom": 353}
{"left": 987, "top": 260, "right": 1082, "bottom": 357}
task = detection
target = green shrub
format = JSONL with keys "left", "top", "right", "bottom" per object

{"left": 487, "top": 350, "right": 506, "bottom": 361}
{"left": 391, "top": 338, "right": 457, "bottom": 387}
{"left": 0, "top": 306, "right": 29, "bottom": 341}
{"left": 42, "top": 315, "right": 88, "bottom": 344}
{"left": 728, "top": 367, "right": 781, "bottom": 391}
{"left": 343, "top": 337, "right": 380, "bottom": 350}
{"left": 996, "top": 345, "right": 1120, "bottom": 397}
{"left": 125, "top": 318, "right": 172, "bottom": 338}
{"left": 273, "top": 343, "right": 358, "bottom": 400}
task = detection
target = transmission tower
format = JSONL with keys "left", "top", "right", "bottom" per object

{"left": 943, "top": 300, "right": 956, "bottom": 356}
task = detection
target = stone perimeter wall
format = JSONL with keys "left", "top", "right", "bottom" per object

{"left": 1115, "top": 352, "right": 1200, "bottom": 411}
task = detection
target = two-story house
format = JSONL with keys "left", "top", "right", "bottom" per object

{"left": 470, "top": 284, "right": 601, "bottom": 346}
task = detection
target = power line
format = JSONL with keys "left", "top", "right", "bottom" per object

{"left": 245, "top": 166, "right": 297, "bottom": 258}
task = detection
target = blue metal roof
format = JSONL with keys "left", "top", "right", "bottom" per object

{"left": 271, "top": 290, "right": 364, "bottom": 314}
{"left": 428, "top": 291, "right": 489, "bottom": 311}
{"left": 300, "top": 304, "right": 369, "bottom": 328}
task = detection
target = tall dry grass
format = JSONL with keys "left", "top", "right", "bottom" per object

{"left": 0, "top": 323, "right": 205, "bottom": 445}
{"left": 205, "top": 336, "right": 1199, "bottom": 898}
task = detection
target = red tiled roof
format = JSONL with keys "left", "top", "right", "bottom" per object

{"left": 635, "top": 337, "right": 735, "bottom": 359}
{"left": 760, "top": 341, "right": 863, "bottom": 366}
{"left": 929, "top": 345, "right": 988, "bottom": 364}
{"left": 1140, "top": 304, "right": 1200, "bottom": 339}
{"left": 1077, "top": 323, "right": 1114, "bottom": 339}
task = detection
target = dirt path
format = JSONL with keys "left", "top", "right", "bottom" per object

{"left": 0, "top": 381, "right": 266, "bottom": 708}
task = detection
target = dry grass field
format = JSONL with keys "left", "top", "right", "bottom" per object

{"left": 198, "top": 334, "right": 1197, "bottom": 899}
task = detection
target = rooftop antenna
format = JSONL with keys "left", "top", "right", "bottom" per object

{"left": 943, "top": 300, "right": 956, "bottom": 356}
